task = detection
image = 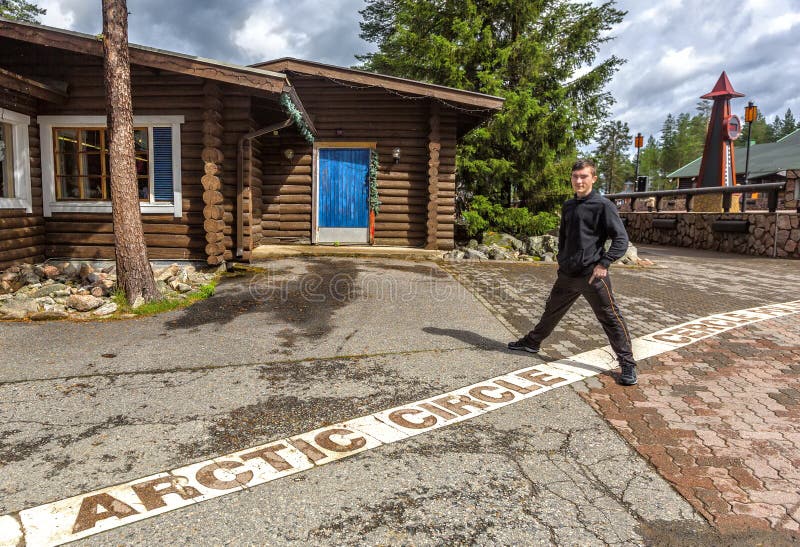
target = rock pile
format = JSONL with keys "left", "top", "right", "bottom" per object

{"left": 443, "top": 232, "right": 652, "bottom": 267}
{"left": 0, "top": 262, "right": 218, "bottom": 321}
{"left": 443, "top": 233, "right": 558, "bottom": 262}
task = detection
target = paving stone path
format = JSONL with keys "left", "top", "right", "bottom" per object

{"left": 580, "top": 316, "right": 800, "bottom": 534}
{"left": 442, "top": 244, "right": 800, "bottom": 541}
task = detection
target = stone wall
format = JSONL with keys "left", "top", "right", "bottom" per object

{"left": 621, "top": 211, "right": 800, "bottom": 258}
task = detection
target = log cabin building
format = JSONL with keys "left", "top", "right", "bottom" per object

{"left": 0, "top": 18, "right": 503, "bottom": 268}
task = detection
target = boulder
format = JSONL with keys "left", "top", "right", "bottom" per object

{"left": 131, "top": 295, "right": 146, "bottom": 309}
{"left": 482, "top": 232, "right": 524, "bottom": 251}
{"left": 79, "top": 262, "right": 95, "bottom": 280}
{"left": 66, "top": 294, "right": 104, "bottom": 312}
{"left": 90, "top": 286, "right": 107, "bottom": 298}
{"left": 466, "top": 239, "right": 479, "bottom": 250}
{"left": 487, "top": 244, "right": 514, "bottom": 260}
{"left": 464, "top": 249, "right": 488, "bottom": 261}
{"left": 61, "top": 263, "right": 79, "bottom": 280}
{"left": 31, "top": 283, "right": 70, "bottom": 298}
{"left": 30, "top": 310, "right": 69, "bottom": 321}
{"left": 93, "top": 302, "right": 118, "bottom": 316}
{"left": 619, "top": 244, "right": 639, "bottom": 265}
{"left": 0, "top": 298, "right": 39, "bottom": 319}
{"left": 525, "top": 235, "right": 559, "bottom": 257}
{"left": 175, "top": 283, "right": 192, "bottom": 293}
{"left": 542, "top": 235, "right": 558, "bottom": 254}
{"left": 21, "top": 273, "right": 41, "bottom": 286}
{"left": 444, "top": 250, "right": 465, "bottom": 260}
{"left": 525, "top": 236, "right": 546, "bottom": 257}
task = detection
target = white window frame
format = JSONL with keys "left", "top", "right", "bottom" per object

{"left": 0, "top": 108, "right": 32, "bottom": 213}
{"left": 38, "top": 115, "right": 184, "bottom": 217}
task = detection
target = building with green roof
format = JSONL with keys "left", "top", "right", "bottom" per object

{"left": 668, "top": 129, "right": 800, "bottom": 187}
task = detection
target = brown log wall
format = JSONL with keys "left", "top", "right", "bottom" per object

{"left": 0, "top": 87, "right": 44, "bottom": 269}
{"left": 268, "top": 77, "right": 459, "bottom": 248}
{"left": 0, "top": 42, "right": 265, "bottom": 262}
{"left": 260, "top": 132, "right": 313, "bottom": 243}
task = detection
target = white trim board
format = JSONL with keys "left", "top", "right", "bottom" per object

{"left": 0, "top": 107, "right": 32, "bottom": 213}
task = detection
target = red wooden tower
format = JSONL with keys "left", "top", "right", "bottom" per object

{"left": 696, "top": 71, "right": 744, "bottom": 189}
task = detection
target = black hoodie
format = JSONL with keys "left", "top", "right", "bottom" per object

{"left": 557, "top": 190, "right": 629, "bottom": 277}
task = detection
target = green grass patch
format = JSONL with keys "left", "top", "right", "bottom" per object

{"left": 108, "top": 279, "right": 218, "bottom": 317}
{"left": 131, "top": 279, "right": 218, "bottom": 316}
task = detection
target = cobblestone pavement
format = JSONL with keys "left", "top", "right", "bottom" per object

{"left": 441, "top": 244, "right": 800, "bottom": 360}
{"left": 442, "top": 244, "right": 800, "bottom": 541}
{"left": 579, "top": 316, "right": 800, "bottom": 536}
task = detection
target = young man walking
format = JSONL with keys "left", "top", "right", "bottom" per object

{"left": 508, "top": 159, "right": 638, "bottom": 386}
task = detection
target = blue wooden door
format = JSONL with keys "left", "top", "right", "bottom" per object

{"left": 318, "top": 148, "right": 370, "bottom": 229}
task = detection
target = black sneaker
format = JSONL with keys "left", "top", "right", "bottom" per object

{"left": 618, "top": 364, "right": 638, "bottom": 386}
{"left": 508, "top": 338, "right": 539, "bottom": 353}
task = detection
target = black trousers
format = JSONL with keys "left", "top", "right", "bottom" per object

{"left": 525, "top": 270, "right": 636, "bottom": 367}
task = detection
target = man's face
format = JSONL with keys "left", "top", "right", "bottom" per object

{"left": 571, "top": 167, "right": 596, "bottom": 198}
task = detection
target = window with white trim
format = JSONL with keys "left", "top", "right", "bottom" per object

{"left": 0, "top": 108, "right": 32, "bottom": 213}
{"left": 38, "top": 115, "right": 183, "bottom": 217}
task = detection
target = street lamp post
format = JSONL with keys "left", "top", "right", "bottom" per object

{"left": 634, "top": 132, "right": 644, "bottom": 185}
{"left": 742, "top": 101, "right": 757, "bottom": 212}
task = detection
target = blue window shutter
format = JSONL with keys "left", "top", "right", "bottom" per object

{"left": 152, "top": 126, "right": 173, "bottom": 202}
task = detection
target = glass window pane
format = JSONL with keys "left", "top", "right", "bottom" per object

{"left": 80, "top": 129, "right": 102, "bottom": 153}
{"left": 82, "top": 153, "right": 103, "bottom": 177}
{"left": 58, "top": 176, "right": 81, "bottom": 199}
{"left": 0, "top": 122, "right": 13, "bottom": 199}
{"left": 138, "top": 177, "right": 149, "bottom": 200}
{"left": 134, "top": 129, "right": 148, "bottom": 153}
{"left": 57, "top": 151, "right": 78, "bottom": 178}
{"left": 85, "top": 177, "right": 104, "bottom": 199}
{"left": 56, "top": 129, "right": 77, "bottom": 155}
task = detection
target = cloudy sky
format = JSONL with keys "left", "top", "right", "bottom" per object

{"left": 36, "top": 0, "right": 800, "bottom": 144}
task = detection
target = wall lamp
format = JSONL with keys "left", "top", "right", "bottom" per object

{"left": 392, "top": 147, "right": 401, "bottom": 164}
{"left": 283, "top": 148, "right": 294, "bottom": 160}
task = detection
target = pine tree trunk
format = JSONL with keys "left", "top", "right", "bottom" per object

{"left": 102, "top": 0, "right": 160, "bottom": 303}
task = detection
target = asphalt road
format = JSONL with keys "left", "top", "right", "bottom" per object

{"left": 4, "top": 251, "right": 795, "bottom": 545}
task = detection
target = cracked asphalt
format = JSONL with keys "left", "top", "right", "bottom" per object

{"left": 1, "top": 249, "right": 798, "bottom": 545}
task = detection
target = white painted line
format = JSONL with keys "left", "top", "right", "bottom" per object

{"left": 0, "top": 516, "right": 21, "bottom": 547}
{"left": 2, "top": 300, "right": 799, "bottom": 546}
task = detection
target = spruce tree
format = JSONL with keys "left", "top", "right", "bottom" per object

{"left": 358, "top": 0, "right": 626, "bottom": 211}
{"left": 780, "top": 108, "right": 797, "bottom": 138}
{"left": 659, "top": 114, "right": 678, "bottom": 175}
{"left": 594, "top": 120, "right": 632, "bottom": 194}
{"left": 0, "top": 0, "right": 45, "bottom": 22}
{"left": 768, "top": 115, "right": 783, "bottom": 142}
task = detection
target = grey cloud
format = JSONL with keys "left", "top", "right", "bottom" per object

{"left": 603, "top": 0, "right": 800, "bottom": 139}
{"left": 40, "top": 0, "right": 798, "bottom": 143}
{"left": 44, "top": 0, "right": 373, "bottom": 66}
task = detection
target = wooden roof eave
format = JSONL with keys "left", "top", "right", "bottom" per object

{"left": 283, "top": 85, "right": 318, "bottom": 136}
{"left": 0, "top": 66, "right": 68, "bottom": 103}
{"left": 254, "top": 58, "right": 505, "bottom": 112}
{"left": 0, "top": 19, "right": 287, "bottom": 94}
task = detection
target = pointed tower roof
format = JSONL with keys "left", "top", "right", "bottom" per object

{"left": 700, "top": 71, "right": 745, "bottom": 99}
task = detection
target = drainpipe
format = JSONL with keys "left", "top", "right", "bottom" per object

{"left": 237, "top": 118, "right": 294, "bottom": 257}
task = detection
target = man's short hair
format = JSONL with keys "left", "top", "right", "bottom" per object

{"left": 572, "top": 159, "right": 596, "bottom": 175}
